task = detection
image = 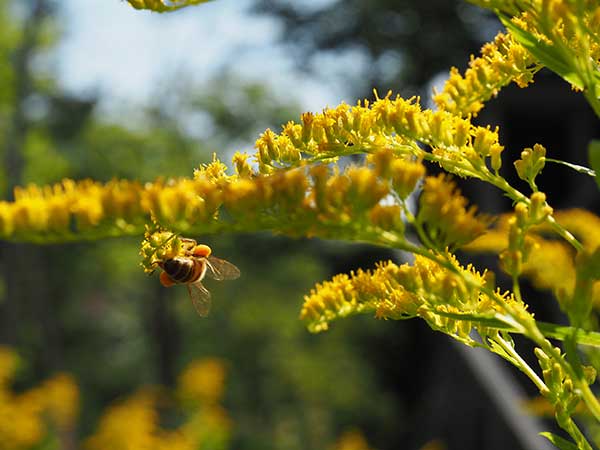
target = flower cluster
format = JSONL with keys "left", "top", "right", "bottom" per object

{"left": 85, "top": 358, "right": 231, "bottom": 450}
{"left": 472, "top": 0, "right": 600, "bottom": 111}
{"left": 301, "top": 254, "right": 528, "bottom": 346}
{"left": 141, "top": 150, "right": 490, "bottom": 263}
{"left": 0, "top": 346, "right": 79, "bottom": 449}
{"left": 417, "top": 174, "right": 491, "bottom": 250}
{"left": 140, "top": 223, "right": 182, "bottom": 274}
{"left": 434, "top": 32, "right": 539, "bottom": 117}
{"left": 0, "top": 84, "right": 510, "bottom": 245}
{"left": 0, "top": 179, "right": 146, "bottom": 242}
{"left": 254, "top": 93, "right": 505, "bottom": 177}
{"left": 1, "top": 150, "right": 423, "bottom": 246}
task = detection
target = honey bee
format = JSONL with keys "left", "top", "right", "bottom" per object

{"left": 158, "top": 238, "right": 240, "bottom": 317}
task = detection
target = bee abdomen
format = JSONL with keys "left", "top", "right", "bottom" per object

{"left": 163, "top": 257, "right": 194, "bottom": 283}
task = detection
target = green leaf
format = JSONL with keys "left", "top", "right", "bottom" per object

{"left": 589, "top": 140, "right": 600, "bottom": 190}
{"left": 429, "top": 309, "right": 600, "bottom": 348}
{"left": 499, "top": 15, "right": 584, "bottom": 89}
{"left": 545, "top": 158, "right": 596, "bottom": 177}
{"left": 540, "top": 432, "right": 579, "bottom": 450}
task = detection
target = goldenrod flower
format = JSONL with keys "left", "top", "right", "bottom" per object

{"left": 301, "top": 254, "right": 526, "bottom": 344}
{"left": 86, "top": 366, "right": 231, "bottom": 450}
{"left": 0, "top": 347, "right": 80, "bottom": 449}
{"left": 472, "top": 0, "right": 600, "bottom": 111}
{"left": 0, "top": 346, "right": 18, "bottom": 387}
{"left": 19, "top": 373, "right": 80, "bottom": 432}
{"left": 0, "top": 85, "right": 511, "bottom": 247}
{"left": 177, "top": 358, "right": 227, "bottom": 406}
{"left": 389, "top": 158, "right": 426, "bottom": 200}
{"left": 417, "top": 174, "right": 491, "bottom": 249}
{"left": 0, "top": 392, "right": 45, "bottom": 450}
{"left": 40, "top": 373, "right": 79, "bottom": 429}
{"left": 434, "top": 32, "right": 538, "bottom": 117}
{"left": 85, "top": 389, "right": 160, "bottom": 450}
{"left": 514, "top": 144, "right": 546, "bottom": 188}
{"left": 332, "top": 429, "right": 374, "bottom": 450}
{"left": 253, "top": 93, "right": 505, "bottom": 176}
{"left": 0, "top": 348, "right": 45, "bottom": 450}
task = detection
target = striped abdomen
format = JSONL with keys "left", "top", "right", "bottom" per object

{"left": 162, "top": 257, "right": 206, "bottom": 283}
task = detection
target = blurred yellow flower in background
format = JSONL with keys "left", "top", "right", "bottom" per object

{"left": 86, "top": 358, "right": 231, "bottom": 450}
{"left": 177, "top": 357, "right": 227, "bottom": 406}
{"left": 0, "top": 347, "right": 79, "bottom": 450}
{"left": 332, "top": 428, "right": 375, "bottom": 450}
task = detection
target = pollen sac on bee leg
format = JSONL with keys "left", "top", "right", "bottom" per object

{"left": 193, "top": 244, "right": 212, "bottom": 258}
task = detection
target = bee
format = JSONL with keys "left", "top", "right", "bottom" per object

{"left": 158, "top": 238, "right": 240, "bottom": 317}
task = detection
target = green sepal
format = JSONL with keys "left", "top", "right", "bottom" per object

{"left": 539, "top": 432, "right": 579, "bottom": 450}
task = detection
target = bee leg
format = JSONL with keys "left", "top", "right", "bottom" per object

{"left": 159, "top": 271, "right": 177, "bottom": 287}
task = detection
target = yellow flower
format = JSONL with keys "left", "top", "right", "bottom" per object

{"left": 0, "top": 347, "right": 80, "bottom": 449}
{"left": 389, "top": 158, "right": 426, "bottom": 199}
{"left": 177, "top": 358, "right": 227, "bottom": 406}
{"left": 0, "top": 86, "right": 509, "bottom": 246}
{"left": 472, "top": 0, "right": 600, "bottom": 97}
{"left": 332, "top": 428, "right": 373, "bottom": 450}
{"left": 434, "top": 32, "right": 538, "bottom": 117}
{"left": 40, "top": 373, "right": 79, "bottom": 429}
{"left": 301, "top": 253, "right": 523, "bottom": 343}
{"left": 0, "top": 346, "right": 18, "bottom": 387}
{"left": 369, "top": 204, "right": 404, "bottom": 232}
{"left": 417, "top": 174, "right": 490, "bottom": 249}
{"left": 85, "top": 389, "right": 159, "bottom": 450}
{"left": 253, "top": 92, "right": 504, "bottom": 177}
{"left": 0, "top": 391, "right": 45, "bottom": 450}
{"left": 86, "top": 360, "right": 232, "bottom": 450}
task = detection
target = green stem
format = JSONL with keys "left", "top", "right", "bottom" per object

{"left": 556, "top": 412, "right": 593, "bottom": 450}
{"left": 484, "top": 172, "right": 584, "bottom": 251}
{"left": 526, "top": 321, "right": 600, "bottom": 423}
{"left": 369, "top": 229, "right": 600, "bottom": 420}
{"left": 493, "top": 332, "right": 548, "bottom": 393}
{"left": 430, "top": 310, "right": 600, "bottom": 347}
{"left": 546, "top": 215, "right": 584, "bottom": 252}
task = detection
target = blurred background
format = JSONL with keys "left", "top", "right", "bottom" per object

{"left": 0, "top": 1, "right": 598, "bottom": 449}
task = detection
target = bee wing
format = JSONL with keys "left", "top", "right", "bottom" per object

{"left": 187, "top": 281, "right": 212, "bottom": 317}
{"left": 205, "top": 256, "right": 241, "bottom": 281}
